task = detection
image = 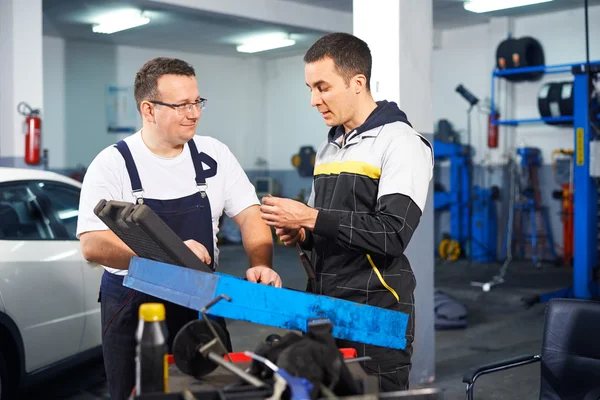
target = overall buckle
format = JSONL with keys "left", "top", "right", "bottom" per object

{"left": 197, "top": 183, "right": 208, "bottom": 198}
{"left": 132, "top": 189, "right": 145, "bottom": 204}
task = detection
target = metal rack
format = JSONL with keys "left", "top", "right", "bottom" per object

{"left": 489, "top": 60, "right": 600, "bottom": 300}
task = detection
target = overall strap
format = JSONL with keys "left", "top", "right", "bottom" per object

{"left": 114, "top": 140, "right": 144, "bottom": 203}
{"left": 187, "top": 139, "right": 217, "bottom": 198}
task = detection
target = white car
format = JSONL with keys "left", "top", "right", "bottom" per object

{"left": 0, "top": 167, "right": 103, "bottom": 398}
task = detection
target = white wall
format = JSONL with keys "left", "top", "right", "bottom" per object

{"left": 263, "top": 54, "right": 326, "bottom": 170}
{"left": 433, "top": 24, "right": 495, "bottom": 162}
{"left": 43, "top": 36, "right": 66, "bottom": 168}
{"left": 40, "top": 39, "right": 371, "bottom": 172}
{"left": 43, "top": 37, "right": 265, "bottom": 169}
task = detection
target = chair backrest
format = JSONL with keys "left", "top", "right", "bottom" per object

{"left": 540, "top": 298, "right": 600, "bottom": 400}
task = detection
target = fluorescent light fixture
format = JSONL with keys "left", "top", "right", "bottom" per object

{"left": 464, "top": 0, "right": 552, "bottom": 13}
{"left": 236, "top": 33, "right": 295, "bottom": 53}
{"left": 92, "top": 9, "right": 150, "bottom": 34}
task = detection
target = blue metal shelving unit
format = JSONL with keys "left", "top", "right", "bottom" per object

{"left": 490, "top": 61, "right": 600, "bottom": 300}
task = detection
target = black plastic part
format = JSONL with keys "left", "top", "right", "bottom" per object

{"left": 172, "top": 319, "right": 228, "bottom": 379}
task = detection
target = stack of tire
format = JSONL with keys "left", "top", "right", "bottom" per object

{"left": 495, "top": 36, "right": 545, "bottom": 82}
{"left": 537, "top": 81, "right": 574, "bottom": 126}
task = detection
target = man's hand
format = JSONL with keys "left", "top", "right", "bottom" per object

{"left": 275, "top": 227, "right": 304, "bottom": 247}
{"left": 260, "top": 196, "right": 318, "bottom": 230}
{"left": 184, "top": 239, "right": 211, "bottom": 265}
{"left": 246, "top": 266, "right": 283, "bottom": 288}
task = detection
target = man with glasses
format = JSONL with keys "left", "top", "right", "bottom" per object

{"left": 76, "top": 57, "right": 281, "bottom": 400}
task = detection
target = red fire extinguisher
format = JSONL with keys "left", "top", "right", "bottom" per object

{"left": 18, "top": 102, "right": 42, "bottom": 165}
{"left": 488, "top": 109, "right": 499, "bottom": 148}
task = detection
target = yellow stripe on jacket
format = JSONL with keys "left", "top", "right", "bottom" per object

{"left": 314, "top": 161, "right": 381, "bottom": 180}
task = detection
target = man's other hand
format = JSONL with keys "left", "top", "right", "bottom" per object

{"left": 184, "top": 239, "right": 211, "bottom": 265}
{"left": 276, "top": 227, "right": 304, "bottom": 247}
{"left": 260, "top": 196, "right": 318, "bottom": 230}
{"left": 246, "top": 266, "right": 283, "bottom": 288}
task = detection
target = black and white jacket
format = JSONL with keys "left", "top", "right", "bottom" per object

{"left": 303, "top": 100, "right": 434, "bottom": 316}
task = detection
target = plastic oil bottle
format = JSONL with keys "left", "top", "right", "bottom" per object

{"left": 135, "top": 303, "right": 169, "bottom": 394}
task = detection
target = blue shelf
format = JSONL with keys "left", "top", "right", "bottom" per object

{"left": 491, "top": 60, "right": 600, "bottom": 126}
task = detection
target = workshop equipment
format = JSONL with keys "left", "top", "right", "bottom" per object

{"left": 470, "top": 186, "right": 499, "bottom": 262}
{"left": 94, "top": 199, "right": 410, "bottom": 350}
{"left": 434, "top": 140, "right": 470, "bottom": 260}
{"left": 433, "top": 139, "right": 498, "bottom": 262}
{"left": 296, "top": 243, "right": 316, "bottom": 292}
{"left": 495, "top": 36, "right": 545, "bottom": 82}
{"left": 483, "top": 54, "right": 600, "bottom": 299}
{"left": 247, "top": 318, "right": 362, "bottom": 399}
{"left": 172, "top": 295, "right": 266, "bottom": 388}
{"left": 538, "top": 81, "right": 574, "bottom": 126}
{"left": 124, "top": 256, "right": 409, "bottom": 350}
{"left": 245, "top": 351, "right": 313, "bottom": 400}
{"left": 18, "top": 101, "right": 42, "bottom": 165}
{"left": 506, "top": 147, "right": 557, "bottom": 267}
{"left": 291, "top": 146, "right": 317, "bottom": 177}
{"left": 94, "top": 199, "right": 214, "bottom": 273}
{"left": 551, "top": 149, "right": 575, "bottom": 266}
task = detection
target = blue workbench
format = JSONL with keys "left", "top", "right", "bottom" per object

{"left": 123, "top": 257, "right": 409, "bottom": 350}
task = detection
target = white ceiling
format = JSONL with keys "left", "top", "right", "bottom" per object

{"left": 42, "top": 0, "right": 329, "bottom": 58}
{"left": 42, "top": 0, "right": 600, "bottom": 57}
{"left": 281, "top": 0, "right": 600, "bottom": 30}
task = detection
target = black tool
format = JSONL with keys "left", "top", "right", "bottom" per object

{"left": 172, "top": 295, "right": 265, "bottom": 388}
{"left": 295, "top": 243, "right": 317, "bottom": 293}
{"left": 93, "top": 199, "right": 212, "bottom": 273}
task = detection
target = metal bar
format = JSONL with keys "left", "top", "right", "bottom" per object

{"left": 494, "top": 115, "right": 600, "bottom": 126}
{"left": 123, "top": 257, "right": 409, "bottom": 349}
{"left": 572, "top": 69, "right": 597, "bottom": 299}
{"left": 493, "top": 60, "right": 600, "bottom": 77}
{"left": 494, "top": 116, "right": 575, "bottom": 125}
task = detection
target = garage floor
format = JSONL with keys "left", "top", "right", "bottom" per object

{"left": 20, "top": 245, "right": 579, "bottom": 399}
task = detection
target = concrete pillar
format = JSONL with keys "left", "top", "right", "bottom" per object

{"left": 0, "top": 0, "right": 44, "bottom": 167}
{"left": 353, "top": 0, "right": 435, "bottom": 385}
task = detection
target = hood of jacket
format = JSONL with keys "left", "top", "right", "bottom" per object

{"left": 328, "top": 100, "right": 412, "bottom": 143}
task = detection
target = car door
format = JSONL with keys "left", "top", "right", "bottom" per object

{"left": 33, "top": 180, "right": 103, "bottom": 352}
{"left": 0, "top": 181, "right": 85, "bottom": 372}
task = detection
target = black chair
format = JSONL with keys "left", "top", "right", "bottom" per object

{"left": 463, "top": 298, "right": 600, "bottom": 400}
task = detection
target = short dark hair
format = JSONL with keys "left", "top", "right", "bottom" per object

{"left": 304, "top": 32, "right": 372, "bottom": 90}
{"left": 134, "top": 57, "right": 195, "bottom": 112}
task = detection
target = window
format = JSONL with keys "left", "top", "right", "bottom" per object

{"left": 36, "top": 182, "right": 81, "bottom": 240}
{"left": 0, "top": 183, "right": 52, "bottom": 240}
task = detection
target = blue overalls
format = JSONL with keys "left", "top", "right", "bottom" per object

{"left": 99, "top": 139, "right": 231, "bottom": 400}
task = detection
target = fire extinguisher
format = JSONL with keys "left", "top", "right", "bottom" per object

{"left": 488, "top": 109, "right": 499, "bottom": 148}
{"left": 18, "top": 102, "right": 42, "bottom": 165}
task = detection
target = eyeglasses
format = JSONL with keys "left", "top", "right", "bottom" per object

{"left": 149, "top": 98, "right": 207, "bottom": 115}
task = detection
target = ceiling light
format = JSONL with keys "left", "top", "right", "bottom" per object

{"left": 92, "top": 9, "right": 150, "bottom": 34}
{"left": 464, "top": 0, "right": 553, "bottom": 13}
{"left": 236, "top": 34, "right": 295, "bottom": 53}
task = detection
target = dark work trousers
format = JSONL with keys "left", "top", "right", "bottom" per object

{"left": 100, "top": 138, "right": 230, "bottom": 400}
{"left": 336, "top": 301, "right": 414, "bottom": 392}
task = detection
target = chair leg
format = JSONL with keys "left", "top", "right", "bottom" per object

{"left": 466, "top": 382, "right": 474, "bottom": 400}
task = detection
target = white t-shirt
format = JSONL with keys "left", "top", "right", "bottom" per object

{"left": 76, "top": 130, "right": 259, "bottom": 276}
